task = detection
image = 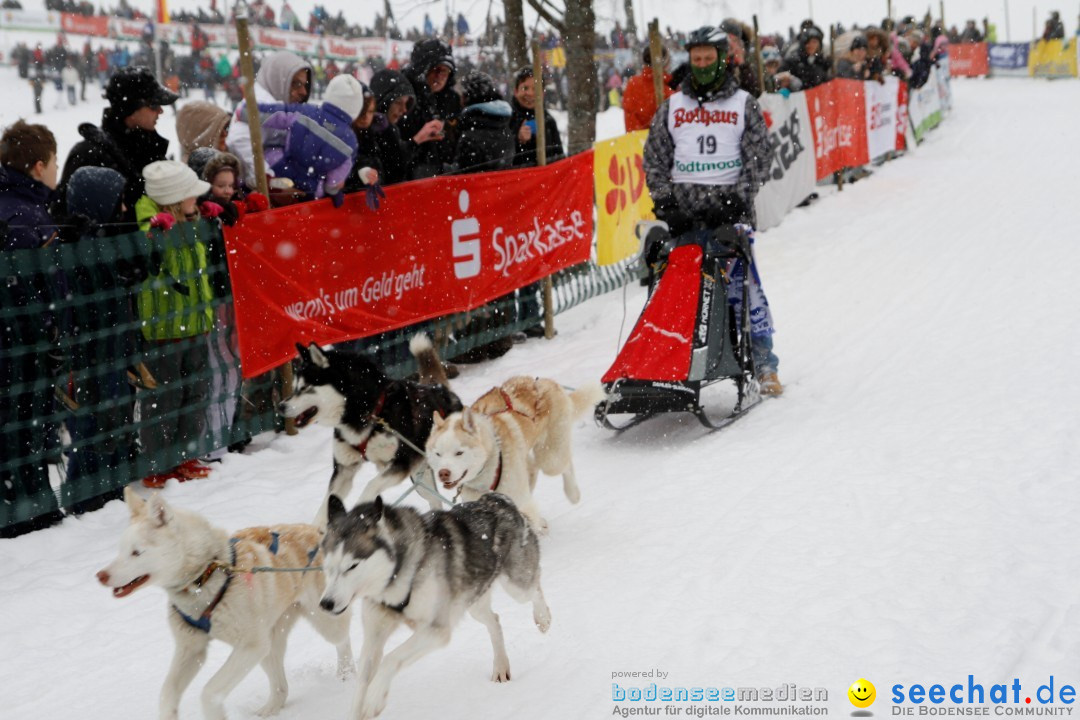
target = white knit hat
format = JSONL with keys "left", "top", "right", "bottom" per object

{"left": 323, "top": 74, "right": 366, "bottom": 120}
{"left": 143, "top": 160, "right": 211, "bottom": 206}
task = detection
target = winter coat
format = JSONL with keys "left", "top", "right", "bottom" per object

{"left": 643, "top": 73, "right": 772, "bottom": 227}
{"left": 134, "top": 196, "right": 214, "bottom": 341}
{"left": 509, "top": 97, "right": 565, "bottom": 168}
{"left": 225, "top": 51, "right": 313, "bottom": 186}
{"left": 398, "top": 64, "right": 462, "bottom": 179}
{"left": 176, "top": 100, "right": 230, "bottom": 162}
{"left": 622, "top": 67, "right": 674, "bottom": 132}
{"left": 835, "top": 57, "right": 868, "bottom": 80}
{"left": 455, "top": 100, "right": 515, "bottom": 173}
{"left": 245, "top": 100, "right": 358, "bottom": 197}
{"left": 782, "top": 44, "right": 830, "bottom": 89}
{"left": 0, "top": 166, "right": 58, "bottom": 250}
{"left": 345, "top": 114, "right": 414, "bottom": 191}
{"left": 58, "top": 110, "right": 170, "bottom": 224}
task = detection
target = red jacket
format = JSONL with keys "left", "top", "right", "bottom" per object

{"left": 622, "top": 67, "right": 674, "bottom": 132}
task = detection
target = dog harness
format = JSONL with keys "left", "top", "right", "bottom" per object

{"left": 173, "top": 540, "right": 238, "bottom": 634}
{"left": 350, "top": 390, "right": 388, "bottom": 459}
{"left": 173, "top": 534, "right": 321, "bottom": 633}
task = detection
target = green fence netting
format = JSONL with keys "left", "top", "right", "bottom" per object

{"left": 0, "top": 218, "right": 640, "bottom": 533}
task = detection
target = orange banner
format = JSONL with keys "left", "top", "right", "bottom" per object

{"left": 949, "top": 44, "right": 990, "bottom": 76}
{"left": 805, "top": 79, "right": 870, "bottom": 179}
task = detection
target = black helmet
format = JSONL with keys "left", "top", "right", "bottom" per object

{"left": 685, "top": 26, "right": 730, "bottom": 55}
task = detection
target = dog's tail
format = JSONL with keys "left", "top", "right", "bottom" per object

{"left": 411, "top": 333, "right": 451, "bottom": 387}
{"left": 568, "top": 383, "right": 607, "bottom": 419}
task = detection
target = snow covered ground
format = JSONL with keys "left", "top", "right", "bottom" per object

{"left": 2, "top": 77, "right": 1079, "bottom": 719}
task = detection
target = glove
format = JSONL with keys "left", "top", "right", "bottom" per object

{"left": 703, "top": 195, "right": 748, "bottom": 229}
{"left": 653, "top": 197, "right": 693, "bottom": 237}
{"left": 244, "top": 192, "right": 269, "bottom": 213}
{"left": 330, "top": 191, "right": 345, "bottom": 209}
{"left": 149, "top": 212, "right": 175, "bottom": 231}
{"left": 217, "top": 200, "right": 240, "bottom": 227}
{"left": 365, "top": 182, "right": 386, "bottom": 211}
{"left": 357, "top": 166, "right": 379, "bottom": 185}
{"left": 199, "top": 201, "right": 223, "bottom": 219}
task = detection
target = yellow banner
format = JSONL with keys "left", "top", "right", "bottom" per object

{"left": 1029, "top": 39, "right": 1077, "bottom": 78}
{"left": 594, "top": 129, "right": 654, "bottom": 266}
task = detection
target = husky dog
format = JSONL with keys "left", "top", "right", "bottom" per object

{"left": 426, "top": 377, "right": 604, "bottom": 532}
{"left": 279, "top": 334, "right": 463, "bottom": 525}
{"left": 96, "top": 487, "right": 352, "bottom": 720}
{"left": 320, "top": 493, "right": 551, "bottom": 720}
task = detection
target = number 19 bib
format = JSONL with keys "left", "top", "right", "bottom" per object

{"left": 668, "top": 89, "right": 749, "bottom": 186}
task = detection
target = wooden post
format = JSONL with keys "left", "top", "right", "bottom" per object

{"left": 1004, "top": 0, "right": 1011, "bottom": 42}
{"left": 888, "top": 0, "right": 893, "bottom": 23}
{"left": 940, "top": 0, "right": 945, "bottom": 32}
{"left": 235, "top": 12, "right": 269, "bottom": 198}
{"left": 237, "top": 10, "right": 293, "bottom": 433}
{"left": 752, "top": 14, "right": 765, "bottom": 95}
{"left": 648, "top": 19, "right": 664, "bottom": 105}
{"left": 531, "top": 41, "right": 556, "bottom": 340}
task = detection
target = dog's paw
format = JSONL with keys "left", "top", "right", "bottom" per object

{"left": 255, "top": 698, "right": 285, "bottom": 717}
{"left": 491, "top": 664, "right": 512, "bottom": 683}
{"left": 534, "top": 606, "right": 552, "bottom": 633}
{"left": 359, "top": 687, "right": 388, "bottom": 719}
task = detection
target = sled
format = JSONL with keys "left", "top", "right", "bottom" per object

{"left": 596, "top": 224, "right": 761, "bottom": 432}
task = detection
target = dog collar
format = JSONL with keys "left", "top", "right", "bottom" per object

{"left": 351, "top": 391, "right": 389, "bottom": 459}
{"left": 382, "top": 589, "right": 412, "bottom": 614}
{"left": 495, "top": 388, "right": 533, "bottom": 419}
{"left": 173, "top": 541, "right": 237, "bottom": 634}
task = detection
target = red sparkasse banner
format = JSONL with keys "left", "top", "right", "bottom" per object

{"left": 805, "top": 79, "right": 870, "bottom": 179}
{"left": 949, "top": 44, "right": 990, "bottom": 76}
{"left": 225, "top": 151, "right": 595, "bottom": 378}
{"left": 61, "top": 12, "right": 108, "bottom": 35}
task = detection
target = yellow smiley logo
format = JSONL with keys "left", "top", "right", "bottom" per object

{"left": 848, "top": 679, "right": 876, "bottom": 709}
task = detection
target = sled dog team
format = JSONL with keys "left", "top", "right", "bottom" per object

{"left": 98, "top": 334, "right": 603, "bottom": 720}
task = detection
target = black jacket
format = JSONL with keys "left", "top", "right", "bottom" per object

{"left": 455, "top": 100, "right": 515, "bottom": 174}
{"left": 57, "top": 110, "right": 170, "bottom": 223}
{"left": 398, "top": 65, "right": 462, "bottom": 179}
{"left": 345, "top": 114, "right": 415, "bottom": 191}
{"left": 783, "top": 44, "right": 830, "bottom": 89}
{"left": 509, "top": 98, "right": 565, "bottom": 168}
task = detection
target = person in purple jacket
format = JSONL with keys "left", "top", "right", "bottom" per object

{"left": 238, "top": 73, "right": 365, "bottom": 204}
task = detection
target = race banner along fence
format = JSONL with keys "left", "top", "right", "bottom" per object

{"left": 595, "top": 73, "right": 935, "bottom": 248}
{"left": 225, "top": 151, "right": 594, "bottom": 377}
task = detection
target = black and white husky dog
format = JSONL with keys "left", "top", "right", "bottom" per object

{"left": 279, "top": 334, "right": 463, "bottom": 525}
{"left": 319, "top": 493, "right": 551, "bottom": 719}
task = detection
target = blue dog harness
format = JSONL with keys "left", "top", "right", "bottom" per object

{"left": 173, "top": 534, "right": 321, "bottom": 633}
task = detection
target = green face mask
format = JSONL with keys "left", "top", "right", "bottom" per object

{"left": 691, "top": 57, "right": 725, "bottom": 87}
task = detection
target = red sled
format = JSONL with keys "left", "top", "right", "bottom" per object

{"left": 595, "top": 226, "right": 760, "bottom": 431}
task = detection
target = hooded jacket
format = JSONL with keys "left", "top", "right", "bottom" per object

{"left": 176, "top": 100, "right": 230, "bottom": 162}
{"left": 782, "top": 28, "right": 831, "bottom": 89}
{"left": 456, "top": 100, "right": 515, "bottom": 173}
{"left": 643, "top": 72, "right": 772, "bottom": 227}
{"left": 225, "top": 50, "right": 313, "bottom": 185}
{"left": 399, "top": 43, "right": 462, "bottom": 179}
{"left": 623, "top": 66, "right": 674, "bottom": 132}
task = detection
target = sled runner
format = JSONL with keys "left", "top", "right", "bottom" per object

{"left": 596, "top": 224, "right": 761, "bottom": 432}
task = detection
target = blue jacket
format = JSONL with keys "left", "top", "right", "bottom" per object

{"left": 255, "top": 101, "right": 358, "bottom": 196}
{"left": 0, "top": 166, "right": 58, "bottom": 250}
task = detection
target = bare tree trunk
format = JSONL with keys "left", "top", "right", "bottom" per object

{"left": 503, "top": 0, "right": 529, "bottom": 71}
{"left": 623, "top": 0, "right": 638, "bottom": 44}
{"left": 563, "top": 0, "right": 596, "bottom": 155}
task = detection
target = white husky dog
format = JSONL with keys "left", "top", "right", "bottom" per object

{"left": 97, "top": 487, "right": 353, "bottom": 720}
{"left": 426, "top": 377, "right": 604, "bottom": 532}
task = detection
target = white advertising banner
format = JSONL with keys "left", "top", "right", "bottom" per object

{"left": 754, "top": 91, "right": 817, "bottom": 231}
{"left": 864, "top": 76, "right": 900, "bottom": 160}
{"left": 908, "top": 70, "right": 943, "bottom": 142}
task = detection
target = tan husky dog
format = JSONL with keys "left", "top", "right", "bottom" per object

{"left": 426, "top": 377, "right": 604, "bottom": 532}
{"left": 97, "top": 487, "right": 353, "bottom": 720}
